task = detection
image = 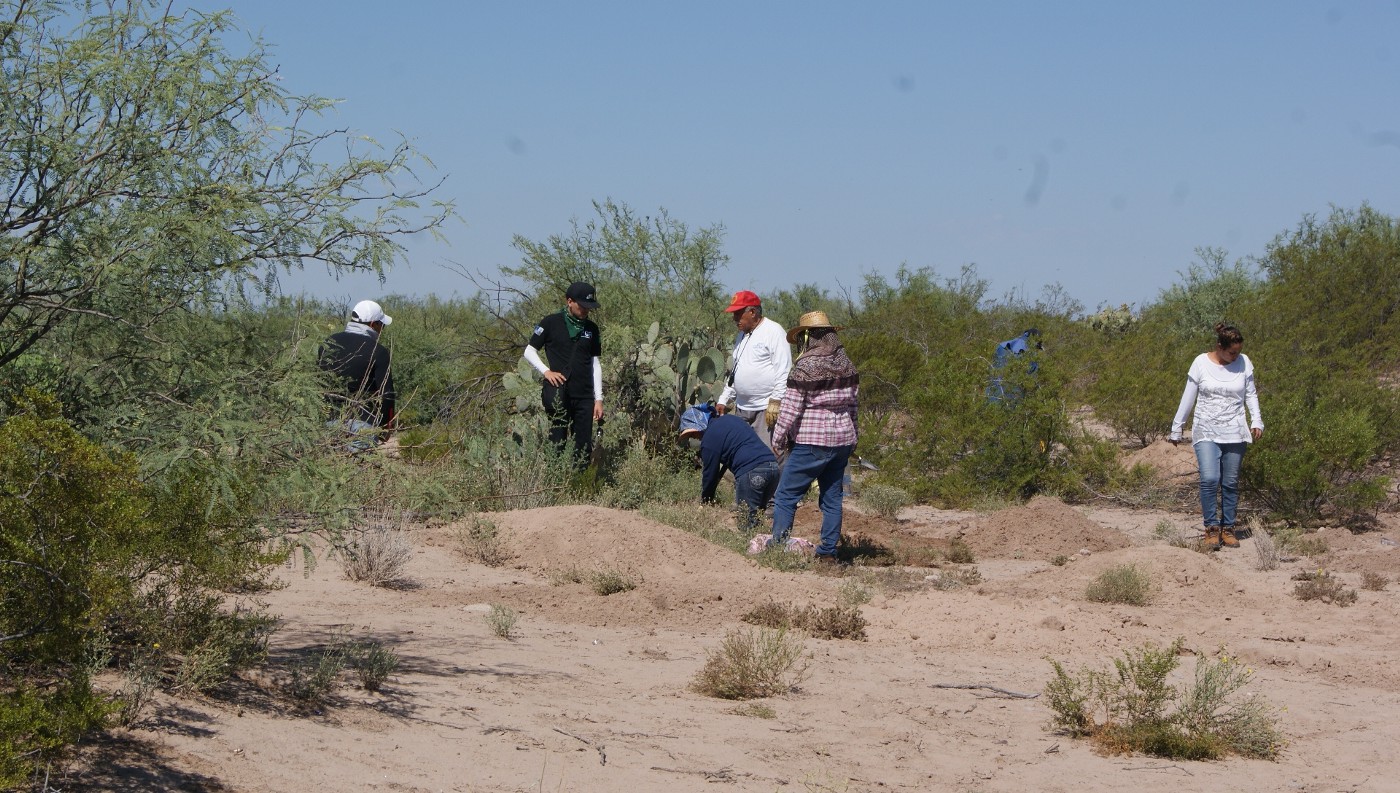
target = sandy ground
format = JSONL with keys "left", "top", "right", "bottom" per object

{"left": 58, "top": 442, "right": 1400, "bottom": 793}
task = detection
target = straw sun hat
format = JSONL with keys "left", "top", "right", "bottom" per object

{"left": 785, "top": 310, "right": 844, "bottom": 344}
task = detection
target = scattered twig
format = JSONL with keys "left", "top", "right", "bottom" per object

{"left": 552, "top": 727, "right": 606, "bottom": 766}
{"left": 1044, "top": 743, "right": 1060, "bottom": 754}
{"left": 650, "top": 765, "right": 741, "bottom": 782}
{"left": 1262, "top": 635, "right": 1305, "bottom": 643}
{"left": 931, "top": 683, "right": 1040, "bottom": 699}
{"left": 1120, "top": 763, "right": 1194, "bottom": 776}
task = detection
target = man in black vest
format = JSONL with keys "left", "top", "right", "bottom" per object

{"left": 523, "top": 282, "right": 604, "bottom": 464}
{"left": 318, "top": 299, "right": 396, "bottom": 451}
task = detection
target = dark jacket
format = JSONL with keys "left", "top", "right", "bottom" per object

{"left": 318, "top": 328, "right": 395, "bottom": 426}
{"left": 528, "top": 311, "right": 602, "bottom": 399}
{"left": 700, "top": 415, "right": 778, "bottom": 503}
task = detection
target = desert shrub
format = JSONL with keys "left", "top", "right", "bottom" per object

{"left": 347, "top": 641, "right": 400, "bottom": 692}
{"left": 860, "top": 483, "right": 912, "bottom": 519}
{"left": 1241, "top": 382, "right": 1393, "bottom": 524}
{"left": 1176, "top": 653, "right": 1285, "bottom": 759}
{"left": 485, "top": 604, "right": 519, "bottom": 639}
{"left": 851, "top": 566, "right": 928, "bottom": 594}
{"left": 598, "top": 439, "right": 696, "bottom": 510}
{"left": 589, "top": 568, "right": 639, "bottom": 596}
{"left": 946, "top": 539, "right": 976, "bottom": 564}
{"left": 837, "top": 580, "right": 873, "bottom": 606}
{"left": 1086, "top": 564, "right": 1153, "bottom": 606}
{"left": 455, "top": 514, "right": 510, "bottom": 567}
{"left": 928, "top": 566, "right": 983, "bottom": 591}
{"left": 1044, "top": 639, "right": 1283, "bottom": 760}
{"left": 692, "top": 627, "right": 810, "bottom": 700}
{"left": 1, "top": 399, "right": 278, "bottom": 780}
{"left": 549, "top": 566, "right": 587, "bottom": 586}
{"left": 1051, "top": 554, "right": 1070, "bottom": 566}
{"left": 742, "top": 601, "right": 867, "bottom": 641}
{"left": 1252, "top": 528, "right": 1280, "bottom": 571}
{"left": 115, "top": 655, "right": 161, "bottom": 728}
{"left": 1292, "top": 570, "right": 1358, "bottom": 606}
{"left": 287, "top": 643, "right": 349, "bottom": 706}
{"left": 1152, "top": 519, "right": 1195, "bottom": 550}
{"left": 340, "top": 521, "right": 415, "bottom": 587}
{"left": 1360, "top": 572, "right": 1389, "bottom": 591}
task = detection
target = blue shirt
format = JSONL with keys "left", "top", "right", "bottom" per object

{"left": 699, "top": 415, "right": 778, "bottom": 502}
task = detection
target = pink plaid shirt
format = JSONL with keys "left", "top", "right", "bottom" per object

{"left": 772, "top": 380, "right": 858, "bottom": 451}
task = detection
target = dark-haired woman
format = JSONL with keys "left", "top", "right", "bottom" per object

{"left": 1168, "top": 323, "right": 1264, "bottom": 549}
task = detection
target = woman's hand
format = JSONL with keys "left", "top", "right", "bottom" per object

{"left": 1252, "top": 427, "right": 1263, "bottom": 442}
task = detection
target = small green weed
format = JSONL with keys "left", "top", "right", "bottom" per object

{"left": 928, "top": 566, "right": 983, "bottom": 591}
{"left": 485, "top": 604, "right": 519, "bottom": 638}
{"left": 837, "top": 579, "right": 872, "bottom": 606}
{"left": 347, "top": 641, "right": 399, "bottom": 692}
{"left": 455, "top": 514, "right": 510, "bottom": 567}
{"left": 946, "top": 539, "right": 975, "bottom": 564}
{"left": 1086, "top": 564, "right": 1153, "bottom": 606}
{"left": 860, "top": 483, "right": 912, "bottom": 519}
{"left": 590, "top": 568, "right": 639, "bottom": 595}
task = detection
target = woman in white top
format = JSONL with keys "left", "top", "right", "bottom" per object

{"left": 1168, "top": 323, "right": 1264, "bottom": 549}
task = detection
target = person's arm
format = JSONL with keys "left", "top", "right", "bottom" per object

{"left": 1169, "top": 376, "right": 1198, "bottom": 442}
{"left": 770, "top": 381, "right": 804, "bottom": 452}
{"left": 717, "top": 336, "right": 740, "bottom": 409}
{"left": 767, "top": 325, "right": 792, "bottom": 403}
{"left": 592, "top": 356, "right": 604, "bottom": 421}
{"left": 1244, "top": 358, "right": 1263, "bottom": 438}
{"left": 699, "top": 442, "right": 723, "bottom": 503}
{"left": 524, "top": 323, "right": 566, "bottom": 386}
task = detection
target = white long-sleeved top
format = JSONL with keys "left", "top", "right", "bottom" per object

{"left": 718, "top": 316, "right": 792, "bottom": 412}
{"left": 1169, "top": 352, "right": 1263, "bottom": 445}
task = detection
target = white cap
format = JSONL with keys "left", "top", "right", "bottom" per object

{"left": 350, "top": 299, "right": 392, "bottom": 326}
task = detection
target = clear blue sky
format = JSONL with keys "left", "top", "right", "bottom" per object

{"left": 223, "top": 0, "right": 1400, "bottom": 314}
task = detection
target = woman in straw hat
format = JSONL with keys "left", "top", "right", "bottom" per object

{"left": 769, "top": 311, "right": 859, "bottom": 562}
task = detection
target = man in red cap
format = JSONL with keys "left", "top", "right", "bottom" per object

{"left": 717, "top": 290, "right": 792, "bottom": 456}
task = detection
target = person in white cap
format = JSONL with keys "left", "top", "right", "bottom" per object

{"left": 318, "top": 299, "right": 396, "bottom": 451}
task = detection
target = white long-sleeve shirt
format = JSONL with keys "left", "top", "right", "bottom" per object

{"left": 1170, "top": 352, "right": 1263, "bottom": 445}
{"left": 717, "top": 316, "right": 791, "bottom": 412}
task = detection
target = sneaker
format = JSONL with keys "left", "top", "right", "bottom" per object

{"left": 1219, "top": 527, "right": 1240, "bottom": 548}
{"left": 813, "top": 554, "right": 840, "bottom": 566}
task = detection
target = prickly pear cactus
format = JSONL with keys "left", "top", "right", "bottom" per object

{"left": 501, "top": 358, "right": 541, "bottom": 413}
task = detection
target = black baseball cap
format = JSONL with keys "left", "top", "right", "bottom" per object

{"left": 566, "top": 281, "right": 600, "bottom": 309}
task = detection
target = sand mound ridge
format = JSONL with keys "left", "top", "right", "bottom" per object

{"left": 458, "top": 505, "right": 830, "bottom": 630}
{"left": 1124, "top": 438, "right": 1198, "bottom": 478}
{"left": 959, "top": 495, "right": 1131, "bottom": 560}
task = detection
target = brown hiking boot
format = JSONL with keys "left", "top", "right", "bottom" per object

{"left": 1219, "top": 527, "right": 1240, "bottom": 548}
{"left": 1200, "top": 528, "right": 1222, "bottom": 551}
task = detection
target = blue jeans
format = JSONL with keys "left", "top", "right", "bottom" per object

{"left": 771, "top": 444, "right": 854, "bottom": 557}
{"left": 734, "top": 460, "right": 781, "bottom": 530}
{"left": 1195, "top": 441, "right": 1246, "bottom": 528}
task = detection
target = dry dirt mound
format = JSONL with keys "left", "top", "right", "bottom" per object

{"left": 988, "top": 545, "right": 1242, "bottom": 607}
{"left": 1124, "top": 438, "right": 1198, "bottom": 478}
{"left": 959, "top": 495, "right": 1131, "bottom": 560}
{"left": 1306, "top": 525, "right": 1400, "bottom": 578}
{"left": 452, "top": 506, "right": 830, "bottom": 630}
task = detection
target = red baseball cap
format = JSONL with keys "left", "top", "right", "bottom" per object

{"left": 724, "top": 290, "right": 761, "bottom": 312}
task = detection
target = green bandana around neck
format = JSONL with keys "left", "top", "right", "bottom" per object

{"left": 563, "top": 308, "right": 586, "bottom": 340}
